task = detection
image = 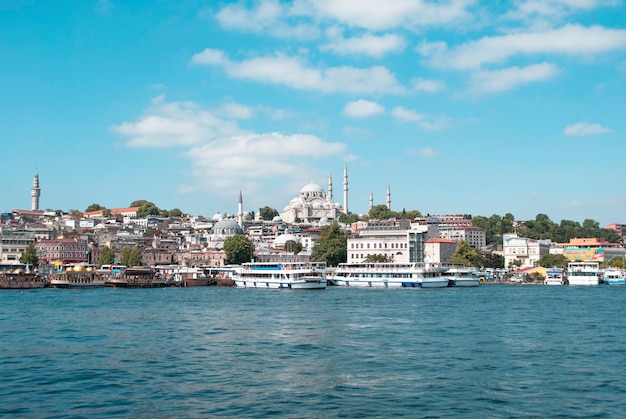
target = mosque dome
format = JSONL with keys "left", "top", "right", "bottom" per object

{"left": 272, "top": 215, "right": 283, "bottom": 223}
{"left": 212, "top": 212, "right": 224, "bottom": 221}
{"left": 273, "top": 233, "right": 299, "bottom": 248}
{"left": 300, "top": 183, "right": 325, "bottom": 194}
{"left": 212, "top": 219, "right": 243, "bottom": 235}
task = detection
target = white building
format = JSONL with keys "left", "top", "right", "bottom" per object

{"left": 423, "top": 238, "right": 457, "bottom": 264}
{"left": 347, "top": 221, "right": 427, "bottom": 263}
{"left": 503, "top": 234, "right": 552, "bottom": 269}
{"left": 280, "top": 182, "right": 345, "bottom": 224}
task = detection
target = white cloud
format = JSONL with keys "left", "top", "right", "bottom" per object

{"left": 320, "top": 32, "right": 406, "bottom": 58}
{"left": 304, "top": 0, "right": 474, "bottom": 31}
{"left": 191, "top": 49, "right": 405, "bottom": 94}
{"left": 418, "top": 24, "right": 626, "bottom": 70}
{"left": 408, "top": 147, "right": 438, "bottom": 158}
{"left": 563, "top": 122, "right": 612, "bottom": 137}
{"left": 111, "top": 97, "right": 346, "bottom": 199}
{"left": 214, "top": 0, "right": 320, "bottom": 40}
{"left": 344, "top": 100, "right": 385, "bottom": 118}
{"left": 468, "top": 62, "right": 559, "bottom": 93}
{"left": 412, "top": 78, "right": 445, "bottom": 93}
{"left": 504, "top": 0, "right": 617, "bottom": 26}
{"left": 391, "top": 106, "right": 425, "bottom": 122}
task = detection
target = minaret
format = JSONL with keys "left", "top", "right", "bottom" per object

{"left": 31, "top": 172, "right": 41, "bottom": 211}
{"left": 369, "top": 189, "right": 373, "bottom": 210}
{"left": 386, "top": 183, "right": 391, "bottom": 210}
{"left": 343, "top": 161, "right": 348, "bottom": 214}
{"left": 237, "top": 190, "right": 243, "bottom": 228}
{"left": 328, "top": 171, "right": 333, "bottom": 202}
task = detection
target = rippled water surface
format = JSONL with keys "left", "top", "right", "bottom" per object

{"left": 2, "top": 285, "right": 626, "bottom": 418}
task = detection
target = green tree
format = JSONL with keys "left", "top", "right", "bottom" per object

{"left": 130, "top": 200, "right": 160, "bottom": 218}
{"left": 364, "top": 254, "right": 391, "bottom": 263}
{"left": 120, "top": 246, "right": 143, "bottom": 267}
{"left": 20, "top": 244, "right": 38, "bottom": 267}
{"left": 98, "top": 246, "right": 116, "bottom": 266}
{"left": 538, "top": 253, "right": 569, "bottom": 269}
{"left": 402, "top": 210, "right": 421, "bottom": 220}
{"left": 368, "top": 205, "right": 397, "bottom": 220}
{"left": 449, "top": 241, "right": 484, "bottom": 267}
{"left": 284, "top": 240, "right": 303, "bottom": 255}
{"left": 259, "top": 206, "right": 279, "bottom": 221}
{"left": 166, "top": 208, "right": 183, "bottom": 217}
{"left": 338, "top": 213, "right": 359, "bottom": 224}
{"left": 223, "top": 235, "right": 254, "bottom": 264}
{"left": 70, "top": 209, "right": 83, "bottom": 217}
{"left": 311, "top": 222, "right": 347, "bottom": 266}
{"left": 103, "top": 208, "right": 112, "bottom": 217}
{"left": 85, "top": 203, "right": 106, "bottom": 212}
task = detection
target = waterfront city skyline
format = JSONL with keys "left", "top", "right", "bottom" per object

{"left": 1, "top": 1, "right": 625, "bottom": 225}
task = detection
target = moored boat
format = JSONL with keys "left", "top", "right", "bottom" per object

{"left": 567, "top": 262, "right": 600, "bottom": 286}
{"left": 601, "top": 269, "right": 625, "bottom": 285}
{"left": 330, "top": 262, "right": 448, "bottom": 288}
{"left": 441, "top": 265, "right": 480, "bottom": 287}
{"left": 50, "top": 264, "right": 105, "bottom": 288}
{"left": 0, "top": 269, "right": 48, "bottom": 289}
{"left": 544, "top": 268, "right": 565, "bottom": 286}
{"left": 235, "top": 261, "right": 327, "bottom": 289}
{"left": 105, "top": 266, "right": 166, "bottom": 288}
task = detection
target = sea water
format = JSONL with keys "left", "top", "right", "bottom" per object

{"left": 1, "top": 285, "right": 626, "bottom": 418}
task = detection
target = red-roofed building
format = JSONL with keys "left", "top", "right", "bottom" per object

{"left": 83, "top": 207, "right": 140, "bottom": 219}
{"left": 424, "top": 238, "right": 457, "bottom": 264}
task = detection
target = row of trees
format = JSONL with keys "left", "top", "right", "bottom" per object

{"left": 81, "top": 200, "right": 185, "bottom": 218}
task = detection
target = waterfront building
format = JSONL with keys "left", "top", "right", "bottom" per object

{"left": 35, "top": 237, "right": 90, "bottom": 266}
{"left": 503, "top": 234, "right": 552, "bottom": 269}
{"left": 423, "top": 238, "right": 457, "bottom": 264}
{"left": 347, "top": 220, "right": 427, "bottom": 263}
{"left": 0, "top": 227, "right": 36, "bottom": 264}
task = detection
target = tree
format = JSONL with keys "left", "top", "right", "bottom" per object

{"left": 70, "top": 209, "right": 83, "bottom": 217}
{"left": 98, "top": 246, "right": 116, "bottom": 266}
{"left": 338, "top": 213, "right": 359, "bottom": 224}
{"left": 166, "top": 208, "right": 183, "bottom": 217}
{"left": 223, "top": 235, "right": 254, "bottom": 264}
{"left": 449, "top": 241, "right": 483, "bottom": 267}
{"left": 85, "top": 203, "right": 106, "bottom": 212}
{"left": 538, "top": 254, "right": 569, "bottom": 269}
{"left": 20, "top": 244, "right": 38, "bottom": 267}
{"left": 120, "top": 246, "right": 143, "bottom": 267}
{"left": 130, "top": 200, "right": 160, "bottom": 218}
{"left": 284, "top": 240, "right": 303, "bottom": 255}
{"left": 368, "top": 205, "right": 397, "bottom": 220}
{"left": 364, "top": 254, "right": 391, "bottom": 263}
{"left": 311, "top": 222, "right": 347, "bottom": 266}
{"left": 259, "top": 206, "right": 279, "bottom": 221}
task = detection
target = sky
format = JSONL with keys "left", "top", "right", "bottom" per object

{"left": 1, "top": 0, "right": 626, "bottom": 226}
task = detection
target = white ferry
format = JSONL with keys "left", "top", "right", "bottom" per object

{"left": 601, "top": 269, "right": 625, "bottom": 285}
{"left": 235, "top": 261, "right": 327, "bottom": 290}
{"left": 567, "top": 262, "right": 600, "bottom": 286}
{"left": 441, "top": 265, "right": 480, "bottom": 287}
{"left": 544, "top": 268, "right": 565, "bottom": 286}
{"left": 330, "top": 262, "right": 449, "bottom": 288}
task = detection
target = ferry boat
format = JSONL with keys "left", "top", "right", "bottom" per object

{"left": 441, "top": 265, "right": 480, "bottom": 287}
{"left": 235, "top": 261, "right": 327, "bottom": 289}
{"left": 50, "top": 264, "right": 105, "bottom": 288}
{"left": 601, "top": 269, "right": 625, "bottom": 285}
{"left": 105, "top": 266, "right": 166, "bottom": 288}
{"left": 0, "top": 269, "right": 48, "bottom": 289}
{"left": 544, "top": 268, "right": 565, "bottom": 286}
{"left": 567, "top": 262, "right": 600, "bottom": 286}
{"left": 330, "top": 262, "right": 449, "bottom": 288}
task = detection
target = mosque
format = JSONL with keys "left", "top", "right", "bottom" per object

{"left": 278, "top": 163, "right": 391, "bottom": 224}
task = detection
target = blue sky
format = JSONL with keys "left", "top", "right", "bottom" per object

{"left": 2, "top": 0, "right": 625, "bottom": 226}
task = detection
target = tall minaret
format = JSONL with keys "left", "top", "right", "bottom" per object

{"left": 369, "top": 189, "right": 373, "bottom": 210}
{"left": 31, "top": 172, "right": 41, "bottom": 211}
{"left": 386, "top": 183, "right": 391, "bottom": 210}
{"left": 237, "top": 190, "right": 243, "bottom": 228}
{"left": 343, "top": 161, "right": 348, "bottom": 214}
{"left": 328, "top": 171, "right": 333, "bottom": 202}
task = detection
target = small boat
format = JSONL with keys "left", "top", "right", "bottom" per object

{"left": 567, "top": 262, "right": 600, "bottom": 286}
{"left": 442, "top": 265, "right": 480, "bottom": 287}
{"left": 330, "top": 262, "right": 448, "bottom": 288}
{"left": 544, "top": 268, "right": 565, "bottom": 286}
{"left": 235, "top": 261, "right": 327, "bottom": 289}
{"left": 0, "top": 269, "right": 48, "bottom": 289}
{"left": 50, "top": 264, "right": 105, "bottom": 288}
{"left": 105, "top": 266, "right": 166, "bottom": 288}
{"left": 602, "top": 269, "right": 625, "bottom": 285}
